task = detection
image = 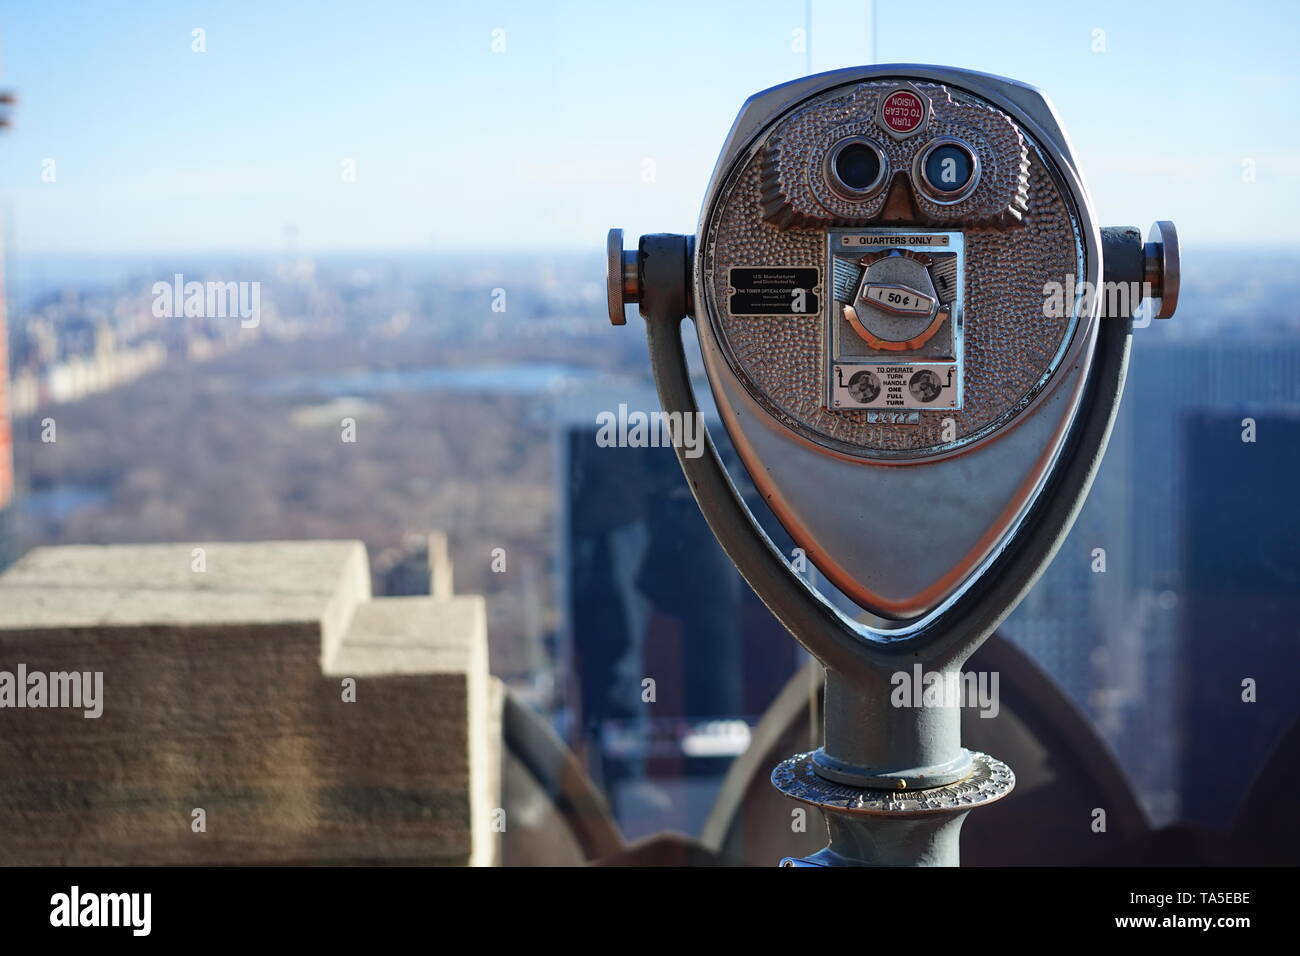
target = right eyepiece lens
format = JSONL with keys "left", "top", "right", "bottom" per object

{"left": 923, "top": 143, "right": 975, "bottom": 193}
{"left": 834, "top": 143, "right": 882, "bottom": 191}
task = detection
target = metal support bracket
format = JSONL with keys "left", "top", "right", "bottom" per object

{"left": 622, "top": 230, "right": 1134, "bottom": 865}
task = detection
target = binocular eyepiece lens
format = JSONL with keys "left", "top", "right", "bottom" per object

{"left": 835, "top": 143, "right": 882, "bottom": 190}
{"left": 827, "top": 135, "right": 979, "bottom": 205}
{"left": 916, "top": 138, "right": 978, "bottom": 201}
{"left": 827, "top": 137, "right": 886, "bottom": 199}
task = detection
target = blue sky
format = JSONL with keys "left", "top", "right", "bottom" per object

{"left": 0, "top": 0, "right": 1296, "bottom": 255}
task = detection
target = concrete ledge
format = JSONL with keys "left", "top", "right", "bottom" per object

{"left": 0, "top": 541, "right": 497, "bottom": 866}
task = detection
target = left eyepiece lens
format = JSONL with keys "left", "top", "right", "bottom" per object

{"left": 835, "top": 143, "right": 881, "bottom": 191}
{"left": 826, "top": 137, "right": 887, "bottom": 200}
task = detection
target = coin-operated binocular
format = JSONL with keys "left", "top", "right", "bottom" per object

{"left": 606, "top": 65, "right": 1178, "bottom": 866}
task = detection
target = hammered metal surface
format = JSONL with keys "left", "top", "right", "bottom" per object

{"left": 772, "top": 750, "right": 1015, "bottom": 815}
{"left": 761, "top": 82, "right": 1029, "bottom": 227}
{"left": 703, "top": 81, "right": 1084, "bottom": 456}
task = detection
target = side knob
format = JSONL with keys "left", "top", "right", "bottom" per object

{"left": 606, "top": 228, "right": 640, "bottom": 325}
{"left": 1144, "top": 220, "right": 1180, "bottom": 319}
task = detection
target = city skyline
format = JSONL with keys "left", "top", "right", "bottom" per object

{"left": 0, "top": 0, "right": 1296, "bottom": 255}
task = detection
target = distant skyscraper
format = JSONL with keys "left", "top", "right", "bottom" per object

{"left": 0, "top": 216, "right": 15, "bottom": 570}
{"left": 0, "top": 92, "right": 15, "bottom": 571}
{"left": 559, "top": 417, "right": 802, "bottom": 840}
{"left": 1003, "top": 335, "right": 1300, "bottom": 825}
{"left": 1179, "top": 409, "right": 1300, "bottom": 829}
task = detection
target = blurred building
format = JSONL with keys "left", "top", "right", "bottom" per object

{"left": 374, "top": 531, "right": 455, "bottom": 599}
{"left": 1179, "top": 409, "right": 1300, "bottom": 829}
{"left": 1003, "top": 336, "right": 1300, "bottom": 824}
{"left": 558, "top": 405, "right": 804, "bottom": 840}
{"left": 0, "top": 219, "right": 15, "bottom": 571}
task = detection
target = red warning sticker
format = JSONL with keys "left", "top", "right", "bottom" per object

{"left": 880, "top": 89, "right": 927, "bottom": 136}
